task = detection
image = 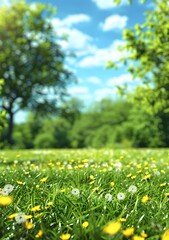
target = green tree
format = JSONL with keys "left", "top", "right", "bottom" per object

{"left": 110, "top": 0, "right": 169, "bottom": 114}
{"left": 0, "top": 1, "right": 75, "bottom": 146}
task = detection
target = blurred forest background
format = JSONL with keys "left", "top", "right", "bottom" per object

{"left": 0, "top": 0, "right": 169, "bottom": 149}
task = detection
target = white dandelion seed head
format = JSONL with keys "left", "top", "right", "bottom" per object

{"left": 105, "top": 193, "right": 112, "bottom": 202}
{"left": 117, "top": 192, "right": 125, "bottom": 200}
{"left": 3, "top": 184, "right": 14, "bottom": 194}
{"left": 114, "top": 162, "right": 122, "bottom": 168}
{"left": 128, "top": 185, "right": 137, "bottom": 194}
{"left": 15, "top": 213, "right": 26, "bottom": 224}
{"left": 71, "top": 188, "right": 80, "bottom": 196}
{"left": 1, "top": 188, "right": 9, "bottom": 196}
{"left": 154, "top": 171, "right": 160, "bottom": 176}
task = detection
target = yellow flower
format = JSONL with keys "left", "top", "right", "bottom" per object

{"left": 8, "top": 213, "right": 17, "bottom": 219}
{"left": 82, "top": 221, "right": 89, "bottom": 228}
{"left": 103, "top": 221, "right": 121, "bottom": 235}
{"left": 90, "top": 175, "right": 95, "bottom": 179}
{"left": 25, "top": 215, "right": 33, "bottom": 219}
{"left": 160, "top": 183, "right": 167, "bottom": 187}
{"left": 162, "top": 229, "right": 169, "bottom": 240}
{"left": 35, "top": 230, "right": 43, "bottom": 238}
{"left": 16, "top": 181, "right": 23, "bottom": 185}
{"left": 40, "top": 177, "right": 48, "bottom": 183}
{"left": 31, "top": 205, "right": 41, "bottom": 212}
{"left": 34, "top": 213, "right": 43, "bottom": 218}
{"left": 110, "top": 181, "right": 115, "bottom": 187}
{"left": 0, "top": 196, "right": 13, "bottom": 206}
{"left": 119, "top": 218, "right": 126, "bottom": 222}
{"left": 60, "top": 233, "right": 71, "bottom": 240}
{"left": 140, "top": 232, "right": 148, "bottom": 238}
{"left": 142, "top": 174, "right": 151, "bottom": 180}
{"left": 122, "top": 227, "right": 134, "bottom": 237}
{"left": 132, "top": 235, "right": 145, "bottom": 240}
{"left": 25, "top": 221, "right": 34, "bottom": 230}
{"left": 141, "top": 195, "right": 150, "bottom": 204}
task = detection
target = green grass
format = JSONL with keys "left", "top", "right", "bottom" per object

{"left": 0, "top": 149, "right": 169, "bottom": 240}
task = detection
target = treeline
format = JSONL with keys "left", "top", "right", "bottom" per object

{"left": 1, "top": 98, "right": 169, "bottom": 149}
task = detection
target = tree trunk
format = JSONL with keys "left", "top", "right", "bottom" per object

{"left": 7, "top": 110, "right": 14, "bottom": 146}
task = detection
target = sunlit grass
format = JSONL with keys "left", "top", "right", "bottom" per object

{"left": 0, "top": 149, "right": 169, "bottom": 239}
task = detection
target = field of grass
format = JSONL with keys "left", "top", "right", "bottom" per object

{"left": 0, "top": 149, "right": 169, "bottom": 240}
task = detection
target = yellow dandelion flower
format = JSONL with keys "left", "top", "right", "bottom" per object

{"left": 25, "top": 215, "right": 33, "bottom": 219}
{"left": 31, "top": 205, "right": 41, "bottom": 212}
{"left": 131, "top": 175, "right": 136, "bottom": 179}
{"left": 82, "top": 221, "right": 89, "bottom": 228}
{"left": 132, "top": 235, "right": 145, "bottom": 240}
{"left": 122, "top": 227, "right": 134, "bottom": 237}
{"left": 141, "top": 195, "right": 150, "bottom": 204}
{"left": 36, "top": 185, "right": 40, "bottom": 188}
{"left": 34, "top": 213, "right": 43, "bottom": 218}
{"left": 89, "top": 180, "right": 95, "bottom": 185}
{"left": 165, "top": 193, "right": 169, "bottom": 197}
{"left": 40, "top": 177, "right": 48, "bottom": 183}
{"left": 90, "top": 175, "right": 95, "bottom": 179}
{"left": 0, "top": 196, "right": 13, "bottom": 206}
{"left": 16, "top": 181, "right": 23, "bottom": 185}
{"left": 25, "top": 221, "right": 34, "bottom": 230}
{"left": 60, "top": 233, "right": 71, "bottom": 240}
{"left": 142, "top": 174, "right": 151, "bottom": 180}
{"left": 35, "top": 230, "right": 43, "bottom": 238}
{"left": 103, "top": 221, "right": 121, "bottom": 235}
{"left": 162, "top": 229, "right": 169, "bottom": 240}
{"left": 60, "top": 189, "right": 66, "bottom": 192}
{"left": 127, "top": 173, "right": 132, "bottom": 178}
{"left": 140, "top": 232, "right": 148, "bottom": 238}
{"left": 160, "top": 183, "right": 167, "bottom": 187}
{"left": 8, "top": 213, "right": 17, "bottom": 219}
{"left": 119, "top": 218, "right": 126, "bottom": 222}
{"left": 110, "top": 181, "right": 115, "bottom": 187}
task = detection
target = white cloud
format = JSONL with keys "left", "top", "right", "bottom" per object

{"left": 92, "top": 0, "right": 128, "bottom": 9}
{"left": 78, "top": 40, "right": 125, "bottom": 68}
{"left": 67, "top": 86, "right": 89, "bottom": 95}
{"left": 107, "top": 73, "right": 133, "bottom": 86}
{"left": 61, "top": 14, "right": 91, "bottom": 27}
{"left": 51, "top": 16, "right": 95, "bottom": 57}
{"left": 100, "top": 15, "right": 128, "bottom": 31}
{"left": 94, "top": 88, "right": 117, "bottom": 100}
{"left": 87, "top": 76, "right": 101, "bottom": 84}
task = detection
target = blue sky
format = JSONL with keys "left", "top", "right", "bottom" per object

{"left": 1, "top": 0, "right": 154, "bottom": 121}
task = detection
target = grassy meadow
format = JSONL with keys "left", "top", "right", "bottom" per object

{"left": 0, "top": 149, "right": 169, "bottom": 240}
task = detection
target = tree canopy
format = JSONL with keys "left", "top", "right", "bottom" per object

{"left": 0, "top": 1, "right": 75, "bottom": 145}
{"left": 109, "top": 0, "right": 169, "bottom": 114}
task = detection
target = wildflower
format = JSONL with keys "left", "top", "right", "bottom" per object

{"left": 110, "top": 181, "right": 115, "bottom": 187}
{"left": 132, "top": 235, "right": 145, "bottom": 240}
{"left": 119, "top": 218, "right": 126, "bottom": 222}
{"left": 31, "top": 205, "right": 41, "bottom": 212}
{"left": 160, "top": 183, "right": 167, "bottom": 187}
{"left": 40, "top": 177, "right": 48, "bottom": 183}
{"left": 140, "top": 232, "right": 148, "bottom": 238}
{"left": 105, "top": 193, "right": 113, "bottom": 202}
{"left": 60, "top": 233, "right": 71, "bottom": 240}
{"left": 162, "top": 229, "right": 169, "bottom": 240}
{"left": 114, "top": 162, "right": 122, "bottom": 168}
{"left": 35, "top": 230, "right": 43, "bottom": 238}
{"left": 117, "top": 192, "right": 125, "bottom": 201}
{"left": 103, "top": 221, "right": 121, "bottom": 235}
{"left": 82, "top": 221, "right": 89, "bottom": 228}
{"left": 1, "top": 188, "right": 9, "bottom": 196}
{"left": 0, "top": 195, "right": 13, "bottom": 206}
{"left": 3, "top": 184, "right": 14, "bottom": 194}
{"left": 71, "top": 188, "right": 80, "bottom": 196}
{"left": 25, "top": 215, "right": 33, "bottom": 219}
{"left": 122, "top": 227, "right": 134, "bottom": 237}
{"left": 16, "top": 181, "right": 23, "bottom": 185}
{"left": 34, "top": 213, "right": 43, "bottom": 218}
{"left": 15, "top": 212, "right": 26, "bottom": 224}
{"left": 128, "top": 185, "right": 137, "bottom": 194}
{"left": 141, "top": 195, "right": 150, "bottom": 204}
{"left": 90, "top": 175, "right": 95, "bottom": 179}
{"left": 8, "top": 213, "right": 17, "bottom": 219}
{"left": 25, "top": 221, "right": 34, "bottom": 230}
{"left": 142, "top": 174, "right": 151, "bottom": 180}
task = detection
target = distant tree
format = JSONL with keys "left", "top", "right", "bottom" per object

{"left": 0, "top": 1, "right": 75, "bottom": 146}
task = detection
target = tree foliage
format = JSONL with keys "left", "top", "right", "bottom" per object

{"left": 110, "top": 0, "right": 169, "bottom": 114}
{"left": 0, "top": 1, "right": 75, "bottom": 145}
